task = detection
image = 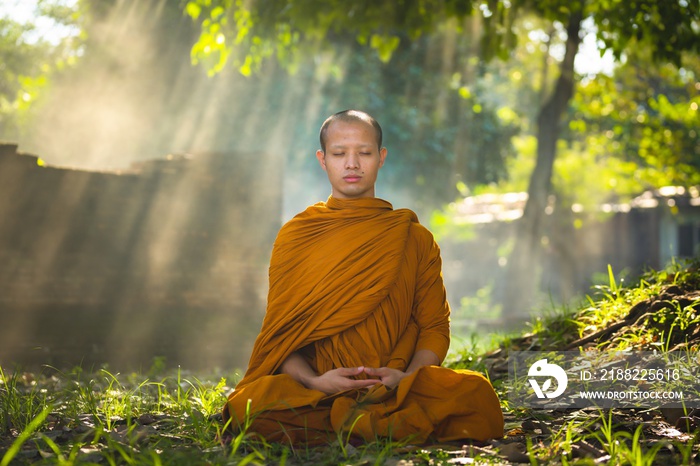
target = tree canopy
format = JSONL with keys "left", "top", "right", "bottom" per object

{"left": 186, "top": 0, "right": 699, "bottom": 74}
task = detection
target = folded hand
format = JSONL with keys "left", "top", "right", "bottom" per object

{"left": 307, "top": 366, "right": 381, "bottom": 395}
{"left": 362, "top": 366, "right": 407, "bottom": 389}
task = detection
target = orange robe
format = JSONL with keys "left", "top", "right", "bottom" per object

{"left": 223, "top": 196, "right": 503, "bottom": 444}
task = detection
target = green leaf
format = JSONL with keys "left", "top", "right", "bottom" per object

{"left": 185, "top": 2, "right": 201, "bottom": 20}
{"left": 458, "top": 86, "right": 471, "bottom": 99}
{"left": 369, "top": 34, "right": 400, "bottom": 63}
{"left": 211, "top": 6, "right": 224, "bottom": 19}
{"left": 1, "top": 406, "right": 51, "bottom": 466}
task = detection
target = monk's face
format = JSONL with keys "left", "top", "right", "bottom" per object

{"left": 315, "top": 120, "right": 387, "bottom": 199}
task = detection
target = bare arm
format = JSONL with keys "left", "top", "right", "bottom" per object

{"left": 406, "top": 349, "right": 440, "bottom": 374}
{"left": 278, "top": 351, "right": 381, "bottom": 395}
{"left": 277, "top": 351, "right": 318, "bottom": 386}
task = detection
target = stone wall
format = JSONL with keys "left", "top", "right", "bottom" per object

{"left": 0, "top": 144, "right": 282, "bottom": 371}
{"left": 441, "top": 187, "right": 699, "bottom": 325}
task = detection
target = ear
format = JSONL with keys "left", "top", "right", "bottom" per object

{"left": 378, "top": 147, "right": 387, "bottom": 168}
{"left": 315, "top": 150, "right": 327, "bottom": 171}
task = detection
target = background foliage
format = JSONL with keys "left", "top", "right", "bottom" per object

{"left": 1, "top": 0, "right": 698, "bottom": 311}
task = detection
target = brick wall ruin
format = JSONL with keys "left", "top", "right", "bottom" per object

{"left": 0, "top": 143, "right": 282, "bottom": 371}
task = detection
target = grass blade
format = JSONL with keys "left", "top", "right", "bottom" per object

{"left": 0, "top": 405, "right": 51, "bottom": 466}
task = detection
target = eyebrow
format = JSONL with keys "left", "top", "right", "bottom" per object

{"left": 328, "top": 143, "right": 374, "bottom": 149}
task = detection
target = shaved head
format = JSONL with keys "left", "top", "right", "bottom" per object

{"left": 319, "top": 110, "right": 383, "bottom": 153}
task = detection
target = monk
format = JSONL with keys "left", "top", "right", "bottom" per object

{"left": 222, "top": 110, "right": 504, "bottom": 445}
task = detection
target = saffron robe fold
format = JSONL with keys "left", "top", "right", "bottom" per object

{"left": 224, "top": 196, "right": 504, "bottom": 444}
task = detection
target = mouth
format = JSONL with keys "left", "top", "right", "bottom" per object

{"left": 343, "top": 175, "right": 362, "bottom": 182}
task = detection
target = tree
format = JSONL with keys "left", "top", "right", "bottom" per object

{"left": 184, "top": 0, "right": 700, "bottom": 315}
{"left": 570, "top": 50, "right": 700, "bottom": 188}
{"left": 499, "top": 0, "right": 699, "bottom": 316}
{"left": 0, "top": 1, "right": 80, "bottom": 141}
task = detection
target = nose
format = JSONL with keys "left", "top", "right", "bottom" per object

{"left": 345, "top": 153, "right": 360, "bottom": 169}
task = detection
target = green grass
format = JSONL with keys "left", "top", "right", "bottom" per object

{"left": 448, "top": 258, "right": 700, "bottom": 465}
{"left": 1, "top": 365, "right": 482, "bottom": 465}
{"left": 2, "top": 259, "right": 700, "bottom": 464}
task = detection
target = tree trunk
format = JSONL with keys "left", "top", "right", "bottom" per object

{"left": 500, "top": 8, "right": 583, "bottom": 318}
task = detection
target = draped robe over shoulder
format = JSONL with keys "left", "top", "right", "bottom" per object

{"left": 224, "top": 196, "right": 504, "bottom": 444}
